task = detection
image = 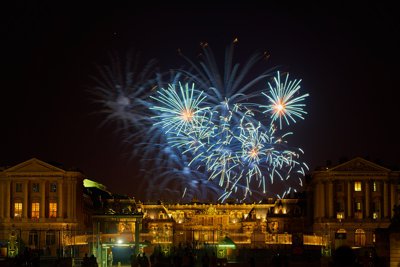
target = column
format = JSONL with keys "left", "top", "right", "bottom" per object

{"left": 347, "top": 181, "right": 352, "bottom": 218}
{"left": 5, "top": 180, "right": 11, "bottom": 219}
{"left": 135, "top": 219, "right": 140, "bottom": 255}
{"left": 319, "top": 182, "right": 325, "bottom": 218}
{"left": 391, "top": 183, "right": 396, "bottom": 218}
{"left": 72, "top": 180, "right": 76, "bottom": 219}
{"left": 23, "top": 182, "right": 28, "bottom": 218}
{"left": 40, "top": 181, "right": 46, "bottom": 218}
{"left": 365, "top": 181, "right": 370, "bottom": 218}
{"left": 328, "top": 181, "right": 334, "bottom": 218}
{"left": 0, "top": 181, "right": 4, "bottom": 218}
{"left": 58, "top": 181, "right": 63, "bottom": 218}
{"left": 72, "top": 180, "right": 77, "bottom": 219}
{"left": 314, "top": 182, "right": 319, "bottom": 219}
{"left": 67, "top": 180, "right": 72, "bottom": 219}
{"left": 384, "top": 181, "right": 388, "bottom": 218}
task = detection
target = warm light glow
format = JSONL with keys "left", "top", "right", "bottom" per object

{"left": 248, "top": 147, "right": 259, "bottom": 158}
{"left": 273, "top": 101, "right": 286, "bottom": 115}
{"left": 14, "top": 202, "right": 22, "bottom": 218}
{"left": 354, "top": 181, "right": 362, "bottom": 191}
{"left": 31, "top": 202, "right": 40, "bottom": 218}
{"left": 303, "top": 234, "right": 324, "bottom": 246}
{"left": 181, "top": 108, "right": 194, "bottom": 122}
{"left": 49, "top": 202, "right": 57, "bottom": 218}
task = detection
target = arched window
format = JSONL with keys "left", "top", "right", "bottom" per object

{"left": 335, "top": 229, "right": 347, "bottom": 240}
{"left": 354, "top": 229, "right": 366, "bottom": 246}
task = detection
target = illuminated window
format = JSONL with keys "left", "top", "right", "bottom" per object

{"left": 50, "top": 183, "right": 57, "bottom": 192}
{"left": 354, "top": 181, "right": 362, "bottom": 191}
{"left": 49, "top": 202, "right": 57, "bottom": 218}
{"left": 15, "top": 183, "right": 22, "bottom": 192}
{"left": 373, "top": 212, "right": 379, "bottom": 219}
{"left": 355, "top": 229, "right": 366, "bottom": 246}
{"left": 32, "top": 183, "right": 39, "bottom": 192}
{"left": 373, "top": 181, "right": 377, "bottom": 192}
{"left": 14, "top": 202, "right": 22, "bottom": 218}
{"left": 355, "top": 202, "right": 362, "bottom": 211}
{"left": 31, "top": 202, "right": 40, "bottom": 218}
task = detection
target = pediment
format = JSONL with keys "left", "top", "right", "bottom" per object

{"left": 330, "top": 157, "right": 390, "bottom": 173}
{"left": 204, "top": 206, "right": 218, "bottom": 215}
{"left": 3, "top": 158, "right": 66, "bottom": 174}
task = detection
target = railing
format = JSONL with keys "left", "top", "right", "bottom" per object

{"left": 265, "top": 233, "right": 292, "bottom": 244}
{"left": 303, "top": 234, "right": 326, "bottom": 246}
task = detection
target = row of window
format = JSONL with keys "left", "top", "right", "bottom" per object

{"left": 336, "top": 181, "right": 380, "bottom": 192}
{"left": 336, "top": 211, "right": 380, "bottom": 220}
{"left": 336, "top": 201, "right": 381, "bottom": 212}
{"left": 29, "top": 230, "right": 56, "bottom": 246}
{"left": 14, "top": 202, "right": 58, "bottom": 218}
{"left": 14, "top": 183, "right": 57, "bottom": 193}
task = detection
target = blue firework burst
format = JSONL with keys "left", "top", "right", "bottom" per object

{"left": 92, "top": 42, "right": 309, "bottom": 202}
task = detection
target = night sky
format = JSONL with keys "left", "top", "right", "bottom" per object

{"left": 2, "top": 2, "right": 399, "bottom": 200}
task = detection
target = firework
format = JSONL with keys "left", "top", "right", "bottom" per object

{"left": 261, "top": 71, "right": 309, "bottom": 129}
{"left": 92, "top": 42, "right": 309, "bottom": 202}
{"left": 150, "top": 82, "right": 208, "bottom": 135}
{"left": 90, "top": 52, "right": 158, "bottom": 131}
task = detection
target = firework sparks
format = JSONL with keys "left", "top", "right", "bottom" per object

{"left": 262, "top": 71, "right": 309, "bottom": 129}
{"left": 92, "top": 42, "right": 309, "bottom": 202}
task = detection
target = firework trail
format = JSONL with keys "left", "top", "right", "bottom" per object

{"left": 92, "top": 41, "right": 309, "bottom": 202}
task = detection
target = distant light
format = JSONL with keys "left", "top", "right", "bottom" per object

{"left": 83, "top": 179, "right": 107, "bottom": 191}
{"left": 117, "top": 239, "right": 123, "bottom": 244}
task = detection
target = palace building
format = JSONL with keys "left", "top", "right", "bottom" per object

{"left": 90, "top": 195, "right": 309, "bottom": 266}
{"left": 310, "top": 157, "right": 400, "bottom": 249}
{"left": 0, "top": 158, "right": 92, "bottom": 258}
{"left": 1, "top": 156, "right": 399, "bottom": 266}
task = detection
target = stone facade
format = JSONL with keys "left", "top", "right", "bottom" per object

{"left": 0, "top": 158, "right": 91, "bottom": 257}
{"left": 1, "top": 156, "right": 399, "bottom": 263}
{"left": 310, "top": 157, "right": 400, "bottom": 249}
